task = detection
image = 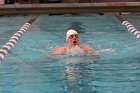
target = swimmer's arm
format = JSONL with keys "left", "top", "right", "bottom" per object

{"left": 45, "top": 54, "right": 53, "bottom": 59}
{"left": 52, "top": 47, "right": 65, "bottom": 55}
{"left": 92, "top": 51, "right": 100, "bottom": 59}
{"left": 89, "top": 47, "right": 100, "bottom": 59}
{"left": 45, "top": 47, "right": 65, "bottom": 59}
{"left": 89, "top": 48, "right": 100, "bottom": 59}
{"left": 81, "top": 45, "right": 100, "bottom": 59}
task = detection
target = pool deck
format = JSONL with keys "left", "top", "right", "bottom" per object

{"left": 0, "top": 2, "right": 140, "bottom": 15}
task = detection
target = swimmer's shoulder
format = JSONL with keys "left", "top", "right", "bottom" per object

{"left": 52, "top": 46, "right": 66, "bottom": 55}
{"left": 45, "top": 46, "right": 65, "bottom": 59}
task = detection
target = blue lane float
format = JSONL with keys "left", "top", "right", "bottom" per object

{"left": 114, "top": 14, "right": 140, "bottom": 39}
{"left": 0, "top": 16, "right": 38, "bottom": 63}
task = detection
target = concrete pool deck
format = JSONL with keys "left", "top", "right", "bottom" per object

{"left": 0, "top": 2, "right": 140, "bottom": 15}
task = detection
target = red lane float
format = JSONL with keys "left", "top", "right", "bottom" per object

{"left": 0, "top": 16, "right": 38, "bottom": 63}
{"left": 114, "top": 14, "right": 140, "bottom": 40}
{"left": 122, "top": 21, "right": 140, "bottom": 39}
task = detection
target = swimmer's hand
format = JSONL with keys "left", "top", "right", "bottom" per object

{"left": 45, "top": 54, "right": 53, "bottom": 59}
{"left": 93, "top": 54, "right": 100, "bottom": 60}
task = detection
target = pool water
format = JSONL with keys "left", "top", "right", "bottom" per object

{"left": 0, "top": 14, "right": 140, "bottom": 93}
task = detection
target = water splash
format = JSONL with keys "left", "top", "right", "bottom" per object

{"left": 66, "top": 46, "right": 85, "bottom": 56}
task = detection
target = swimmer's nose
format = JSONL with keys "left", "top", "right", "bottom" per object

{"left": 73, "top": 36, "right": 77, "bottom": 39}
{"left": 73, "top": 37, "right": 76, "bottom": 39}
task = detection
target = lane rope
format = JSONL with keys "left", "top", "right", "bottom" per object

{"left": 0, "top": 16, "right": 38, "bottom": 63}
{"left": 113, "top": 14, "right": 140, "bottom": 39}
{"left": 122, "top": 21, "right": 140, "bottom": 39}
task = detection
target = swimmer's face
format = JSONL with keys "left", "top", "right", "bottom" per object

{"left": 67, "top": 34, "right": 79, "bottom": 46}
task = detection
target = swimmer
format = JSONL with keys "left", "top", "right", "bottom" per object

{"left": 47, "top": 29, "right": 100, "bottom": 59}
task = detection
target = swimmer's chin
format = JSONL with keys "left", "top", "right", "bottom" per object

{"left": 73, "top": 44, "right": 78, "bottom": 46}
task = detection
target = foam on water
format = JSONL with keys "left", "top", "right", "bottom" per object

{"left": 66, "top": 46, "right": 85, "bottom": 56}
{"left": 52, "top": 46, "right": 98, "bottom": 64}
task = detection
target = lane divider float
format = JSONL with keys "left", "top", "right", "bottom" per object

{"left": 113, "top": 13, "right": 140, "bottom": 39}
{"left": 0, "top": 15, "right": 38, "bottom": 63}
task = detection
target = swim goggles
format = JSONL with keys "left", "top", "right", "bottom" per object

{"left": 68, "top": 34, "right": 79, "bottom": 39}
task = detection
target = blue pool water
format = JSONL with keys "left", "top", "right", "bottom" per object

{"left": 0, "top": 14, "right": 140, "bottom": 93}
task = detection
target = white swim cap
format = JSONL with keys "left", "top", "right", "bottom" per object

{"left": 66, "top": 29, "right": 78, "bottom": 41}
